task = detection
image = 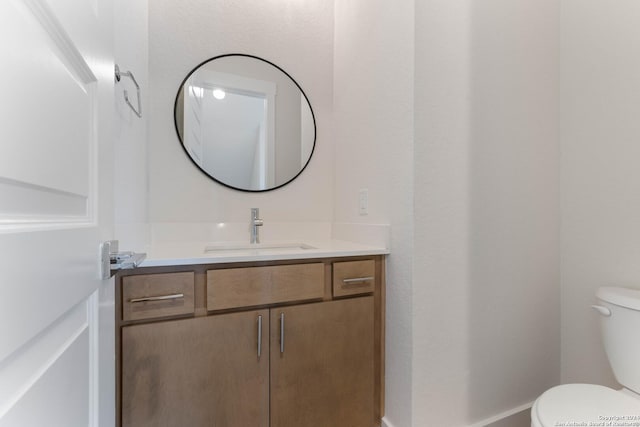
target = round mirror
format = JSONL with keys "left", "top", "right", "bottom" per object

{"left": 174, "top": 54, "right": 316, "bottom": 192}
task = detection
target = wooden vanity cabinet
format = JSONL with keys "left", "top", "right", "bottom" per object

{"left": 270, "top": 297, "right": 374, "bottom": 427}
{"left": 117, "top": 256, "right": 384, "bottom": 427}
{"left": 121, "top": 309, "right": 269, "bottom": 427}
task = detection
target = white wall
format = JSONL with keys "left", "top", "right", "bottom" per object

{"left": 464, "top": 1, "right": 560, "bottom": 423}
{"left": 414, "top": 1, "right": 561, "bottom": 425}
{"left": 412, "top": 2, "right": 472, "bottom": 424}
{"left": 135, "top": 0, "right": 640, "bottom": 423}
{"left": 336, "top": 1, "right": 560, "bottom": 426}
{"left": 147, "top": 0, "right": 334, "bottom": 227}
{"left": 561, "top": 0, "right": 640, "bottom": 387}
{"left": 114, "top": 0, "right": 148, "bottom": 251}
{"left": 335, "top": 2, "right": 640, "bottom": 424}
{"left": 112, "top": 0, "right": 148, "bottom": 424}
{"left": 333, "top": 1, "right": 415, "bottom": 426}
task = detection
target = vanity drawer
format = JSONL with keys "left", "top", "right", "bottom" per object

{"left": 122, "top": 272, "right": 195, "bottom": 321}
{"left": 207, "top": 263, "right": 325, "bottom": 311}
{"left": 333, "top": 260, "right": 376, "bottom": 297}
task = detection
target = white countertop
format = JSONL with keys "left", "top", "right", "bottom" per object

{"left": 139, "top": 239, "right": 389, "bottom": 267}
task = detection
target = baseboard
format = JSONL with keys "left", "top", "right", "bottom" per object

{"left": 380, "top": 402, "right": 532, "bottom": 427}
{"left": 468, "top": 401, "right": 534, "bottom": 427}
{"left": 381, "top": 416, "right": 396, "bottom": 427}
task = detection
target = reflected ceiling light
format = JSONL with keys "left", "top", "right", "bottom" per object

{"left": 213, "top": 88, "right": 226, "bottom": 100}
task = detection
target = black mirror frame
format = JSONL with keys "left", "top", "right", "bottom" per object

{"left": 173, "top": 53, "right": 317, "bottom": 192}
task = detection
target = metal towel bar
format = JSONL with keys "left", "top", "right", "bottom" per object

{"left": 115, "top": 64, "right": 142, "bottom": 118}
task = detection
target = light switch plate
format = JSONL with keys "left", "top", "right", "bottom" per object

{"left": 358, "top": 189, "right": 368, "bottom": 215}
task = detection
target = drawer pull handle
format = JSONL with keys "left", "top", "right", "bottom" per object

{"left": 280, "top": 313, "right": 285, "bottom": 354}
{"left": 342, "top": 276, "right": 374, "bottom": 284}
{"left": 129, "top": 293, "right": 184, "bottom": 303}
{"left": 257, "top": 315, "right": 263, "bottom": 358}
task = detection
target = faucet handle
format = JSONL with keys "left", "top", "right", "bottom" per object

{"left": 250, "top": 208, "right": 263, "bottom": 244}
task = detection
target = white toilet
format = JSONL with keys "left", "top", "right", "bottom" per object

{"left": 531, "top": 287, "right": 640, "bottom": 426}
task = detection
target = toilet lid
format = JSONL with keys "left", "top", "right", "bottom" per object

{"left": 534, "top": 384, "right": 640, "bottom": 427}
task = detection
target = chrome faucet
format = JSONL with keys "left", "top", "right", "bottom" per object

{"left": 250, "top": 208, "right": 263, "bottom": 244}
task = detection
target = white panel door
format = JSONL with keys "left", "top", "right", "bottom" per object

{"left": 0, "top": 0, "right": 114, "bottom": 425}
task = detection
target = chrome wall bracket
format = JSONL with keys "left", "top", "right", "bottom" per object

{"left": 115, "top": 64, "right": 142, "bottom": 118}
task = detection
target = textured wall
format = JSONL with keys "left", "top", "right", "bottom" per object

{"left": 334, "top": 1, "right": 561, "bottom": 425}
{"left": 465, "top": 0, "right": 560, "bottom": 421}
{"left": 144, "top": 2, "right": 566, "bottom": 425}
{"left": 112, "top": 0, "right": 149, "bottom": 423}
{"left": 413, "top": 0, "right": 560, "bottom": 425}
{"left": 413, "top": 2, "right": 472, "bottom": 424}
{"left": 114, "top": 0, "right": 149, "bottom": 250}
{"left": 561, "top": 0, "right": 640, "bottom": 388}
{"left": 147, "top": 0, "right": 334, "bottom": 224}
{"left": 333, "top": 1, "right": 415, "bottom": 426}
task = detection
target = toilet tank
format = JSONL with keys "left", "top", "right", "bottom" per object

{"left": 595, "top": 286, "right": 640, "bottom": 394}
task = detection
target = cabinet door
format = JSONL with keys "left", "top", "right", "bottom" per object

{"left": 122, "top": 310, "right": 269, "bottom": 427}
{"left": 270, "top": 297, "right": 374, "bottom": 427}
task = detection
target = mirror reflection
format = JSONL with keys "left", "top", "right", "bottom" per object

{"left": 174, "top": 54, "right": 316, "bottom": 192}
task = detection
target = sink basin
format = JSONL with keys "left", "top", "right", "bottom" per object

{"left": 204, "top": 242, "right": 316, "bottom": 253}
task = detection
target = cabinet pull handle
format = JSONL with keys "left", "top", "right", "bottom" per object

{"left": 257, "top": 315, "right": 263, "bottom": 358}
{"left": 129, "top": 293, "right": 184, "bottom": 303}
{"left": 342, "top": 276, "right": 374, "bottom": 284}
{"left": 280, "top": 312, "right": 285, "bottom": 354}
